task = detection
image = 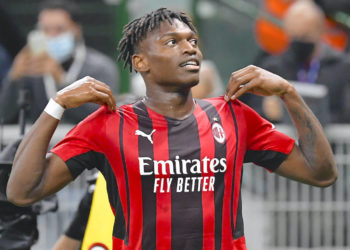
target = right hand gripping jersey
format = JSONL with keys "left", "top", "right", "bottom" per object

{"left": 51, "top": 97, "right": 295, "bottom": 250}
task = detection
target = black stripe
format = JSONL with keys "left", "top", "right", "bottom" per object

{"left": 197, "top": 99, "right": 227, "bottom": 250}
{"left": 133, "top": 102, "right": 156, "bottom": 250}
{"left": 233, "top": 170, "right": 244, "bottom": 239}
{"left": 119, "top": 111, "right": 130, "bottom": 245}
{"left": 167, "top": 114, "right": 203, "bottom": 250}
{"left": 65, "top": 151, "right": 127, "bottom": 239}
{"left": 228, "top": 102, "right": 240, "bottom": 238}
{"left": 65, "top": 151, "right": 98, "bottom": 179}
{"left": 244, "top": 150, "right": 289, "bottom": 171}
{"left": 98, "top": 153, "right": 126, "bottom": 239}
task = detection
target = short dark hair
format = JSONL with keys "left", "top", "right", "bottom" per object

{"left": 117, "top": 7, "right": 197, "bottom": 72}
{"left": 39, "top": 0, "right": 81, "bottom": 24}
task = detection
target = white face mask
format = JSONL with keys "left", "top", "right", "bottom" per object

{"left": 47, "top": 32, "right": 75, "bottom": 63}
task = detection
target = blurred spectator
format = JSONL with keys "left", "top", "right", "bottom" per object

{"left": 131, "top": 60, "right": 224, "bottom": 99}
{"left": 257, "top": 0, "right": 350, "bottom": 123}
{"left": 0, "top": 0, "right": 119, "bottom": 124}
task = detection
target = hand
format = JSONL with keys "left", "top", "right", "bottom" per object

{"left": 54, "top": 76, "right": 116, "bottom": 111}
{"left": 9, "top": 46, "right": 32, "bottom": 80}
{"left": 224, "top": 65, "right": 292, "bottom": 101}
{"left": 26, "top": 52, "right": 65, "bottom": 83}
{"left": 9, "top": 47, "right": 65, "bottom": 83}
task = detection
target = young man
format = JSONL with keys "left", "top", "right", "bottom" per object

{"left": 7, "top": 8, "right": 337, "bottom": 250}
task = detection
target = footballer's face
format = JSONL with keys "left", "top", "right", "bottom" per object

{"left": 135, "top": 18, "right": 203, "bottom": 90}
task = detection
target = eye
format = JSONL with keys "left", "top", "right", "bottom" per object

{"left": 189, "top": 38, "right": 198, "bottom": 46}
{"left": 165, "top": 39, "right": 176, "bottom": 46}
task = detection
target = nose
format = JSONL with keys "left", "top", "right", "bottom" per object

{"left": 182, "top": 40, "right": 197, "bottom": 55}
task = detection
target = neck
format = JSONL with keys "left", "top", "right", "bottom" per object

{"left": 143, "top": 86, "right": 196, "bottom": 120}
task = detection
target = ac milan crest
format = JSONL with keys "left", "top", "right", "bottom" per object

{"left": 212, "top": 122, "right": 226, "bottom": 144}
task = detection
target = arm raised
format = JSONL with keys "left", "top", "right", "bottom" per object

{"left": 7, "top": 76, "right": 116, "bottom": 206}
{"left": 225, "top": 65, "right": 337, "bottom": 187}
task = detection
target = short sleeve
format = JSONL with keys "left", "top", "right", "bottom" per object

{"left": 241, "top": 102, "right": 295, "bottom": 171}
{"left": 51, "top": 107, "right": 109, "bottom": 179}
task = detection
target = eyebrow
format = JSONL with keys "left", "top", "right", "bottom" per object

{"left": 159, "top": 31, "right": 197, "bottom": 40}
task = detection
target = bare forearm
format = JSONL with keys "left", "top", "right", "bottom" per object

{"left": 282, "top": 86, "right": 337, "bottom": 183}
{"left": 7, "top": 76, "right": 116, "bottom": 205}
{"left": 7, "top": 112, "right": 59, "bottom": 204}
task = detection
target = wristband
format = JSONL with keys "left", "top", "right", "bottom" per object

{"left": 44, "top": 98, "right": 65, "bottom": 120}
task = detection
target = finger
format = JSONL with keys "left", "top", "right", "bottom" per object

{"left": 90, "top": 88, "right": 115, "bottom": 110}
{"left": 91, "top": 80, "right": 117, "bottom": 110}
{"left": 225, "top": 66, "right": 255, "bottom": 101}
{"left": 231, "top": 78, "right": 259, "bottom": 100}
{"left": 225, "top": 69, "right": 256, "bottom": 101}
{"left": 90, "top": 83, "right": 116, "bottom": 111}
{"left": 230, "top": 64, "right": 253, "bottom": 76}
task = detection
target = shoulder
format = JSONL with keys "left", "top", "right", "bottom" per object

{"left": 199, "top": 96, "right": 251, "bottom": 117}
{"left": 77, "top": 106, "right": 121, "bottom": 128}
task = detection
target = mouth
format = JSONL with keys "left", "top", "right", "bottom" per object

{"left": 179, "top": 58, "right": 200, "bottom": 71}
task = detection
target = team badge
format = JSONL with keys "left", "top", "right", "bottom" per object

{"left": 212, "top": 121, "right": 226, "bottom": 144}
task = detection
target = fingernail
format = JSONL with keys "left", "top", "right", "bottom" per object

{"left": 231, "top": 95, "right": 236, "bottom": 100}
{"left": 224, "top": 95, "right": 229, "bottom": 102}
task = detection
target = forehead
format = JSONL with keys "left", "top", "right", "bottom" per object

{"left": 38, "top": 9, "right": 73, "bottom": 26}
{"left": 148, "top": 18, "right": 194, "bottom": 41}
{"left": 157, "top": 18, "right": 193, "bottom": 35}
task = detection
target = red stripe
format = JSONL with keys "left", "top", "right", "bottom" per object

{"left": 113, "top": 236, "right": 124, "bottom": 250}
{"left": 100, "top": 113, "right": 129, "bottom": 233}
{"left": 233, "top": 236, "right": 247, "bottom": 250}
{"left": 121, "top": 105, "right": 143, "bottom": 249}
{"left": 207, "top": 99, "right": 235, "bottom": 248}
{"left": 147, "top": 107, "right": 171, "bottom": 250}
{"left": 194, "top": 105, "right": 215, "bottom": 250}
{"left": 230, "top": 103, "right": 246, "bottom": 233}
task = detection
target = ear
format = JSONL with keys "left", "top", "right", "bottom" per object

{"left": 132, "top": 54, "right": 149, "bottom": 73}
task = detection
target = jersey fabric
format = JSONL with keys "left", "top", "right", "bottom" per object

{"left": 51, "top": 97, "right": 295, "bottom": 250}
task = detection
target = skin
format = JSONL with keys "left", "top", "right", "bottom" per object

{"left": 6, "top": 18, "right": 337, "bottom": 207}
{"left": 9, "top": 9, "right": 81, "bottom": 83}
{"left": 133, "top": 19, "right": 202, "bottom": 119}
{"left": 283, "top": 0, "right": 324, "bottom": 45}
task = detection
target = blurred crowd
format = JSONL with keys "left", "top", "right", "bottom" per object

{"left": 248, "top": 0, "right": 350, "bottom": 124}
{"left": 1, "top": 0, "right": 350, "bottom": 126}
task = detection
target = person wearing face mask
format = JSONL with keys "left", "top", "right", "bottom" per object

{"left": 0, "top": 0, "right": 119, "bottom": 124}
{"left": 257, "top": 0, "right": 350, "bottom": 124}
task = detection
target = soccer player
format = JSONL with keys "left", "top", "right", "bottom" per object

{"left": 7, "top": 8, "right": 337, "bottom": 250}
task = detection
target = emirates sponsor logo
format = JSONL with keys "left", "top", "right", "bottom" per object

{"left": 138, "top": 156, "right": 227, "bottom": 193}
{"left": 212, "top": 122, "right": 226, "bottom": 144}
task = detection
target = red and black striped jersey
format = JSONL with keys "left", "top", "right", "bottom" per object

{"left": 51, "top": 97, "right": 295, "bottom": 250}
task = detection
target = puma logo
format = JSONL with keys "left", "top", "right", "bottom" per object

{"left": 135, "top": 129, "right": 156, "bottom": 144}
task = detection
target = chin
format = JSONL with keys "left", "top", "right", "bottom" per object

{"left": 183, "top": 73, "right": 200, "bottom": 86}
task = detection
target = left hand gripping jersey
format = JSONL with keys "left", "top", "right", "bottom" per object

{"left": 51, "top": 97, "right": 295, "bottom": 250}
